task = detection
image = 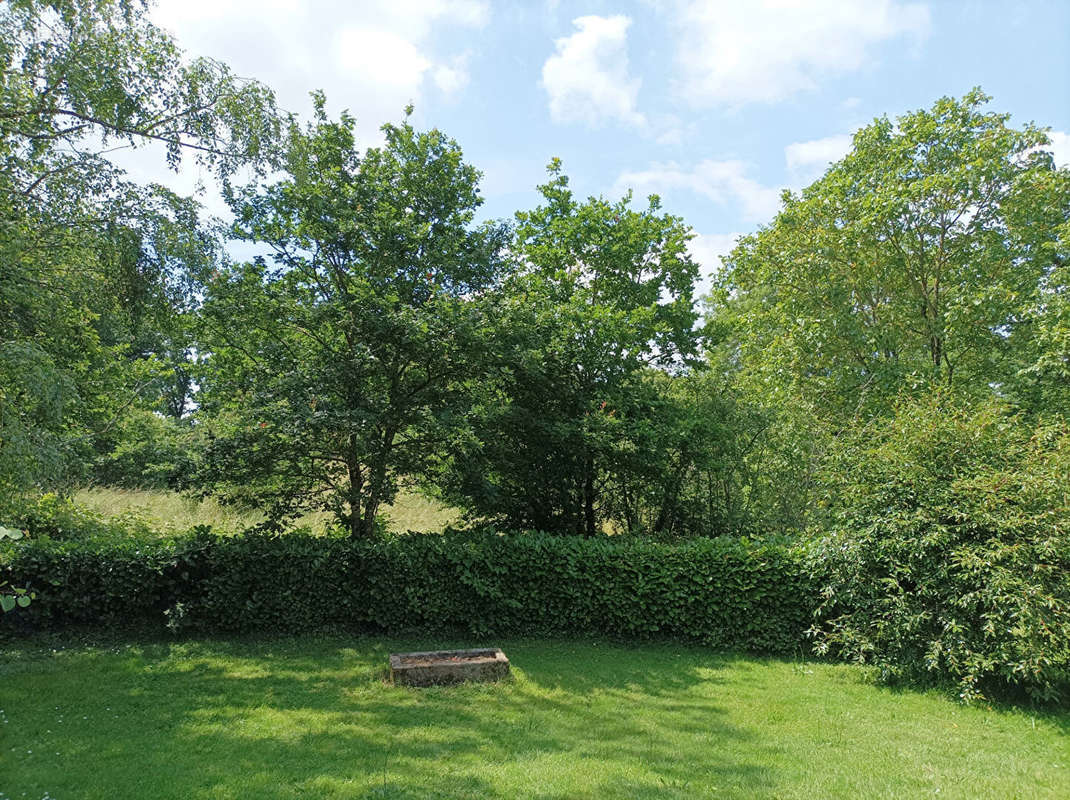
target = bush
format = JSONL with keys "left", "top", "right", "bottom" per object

{"left": 809, "top": 395, "right": 1070, "bottom": 702}
{"left": 91, "top": 410, "right": 199, "bottom": 490}
{"left": 1, "top": 527, "right": 814, "bottom": 654}
{"left": 0, "top": 493, "right": 161, "bottom": 542}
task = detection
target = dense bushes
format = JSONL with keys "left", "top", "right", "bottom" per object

{"left": 1, "top": 528, "right": 813, "bottom": 654}
{"left": 0, "top": 492, "right": 165, "bottom": 542}
{"left": 809, "top": 396, "right": 1070, "bottom": 702}
{"left": 8, "top": 393, "right": 1070, "bottom": 706}
{"left": 91, "top": 410, "right": 199, "bottom": 490}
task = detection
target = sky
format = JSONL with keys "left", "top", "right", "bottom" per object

{"left": 115, "top": 0, "right": 1070, "bottom": 294}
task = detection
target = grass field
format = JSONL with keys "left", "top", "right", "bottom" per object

{"left": 1, "top": 635, "right": 1066, "bottom": 799}
{"left": 72, "top": 487, "right": 461, "bottom": 534}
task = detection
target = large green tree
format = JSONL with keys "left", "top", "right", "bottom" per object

{"left": 0, "top": 0, "right": 280, "bottom": 495}
{"left": 196, "top": 101, "right": 507, "bottom": 537}
{"left": 710, "top": 89, "right": 1070, "bottom": 424}
{"left": 439, "top": 164, "right": 702, "bottom": 535}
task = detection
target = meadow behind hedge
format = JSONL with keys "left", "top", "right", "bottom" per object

{"left": 0, "top": 528, "right": 814, "bottom": 654}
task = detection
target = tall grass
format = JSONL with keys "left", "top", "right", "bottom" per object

{"left": 72, "top": 487, "right": 460, "bottom": 534}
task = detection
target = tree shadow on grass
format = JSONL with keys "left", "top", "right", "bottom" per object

{"left": 5, "top": 635, "right": 778, "bottom": 799}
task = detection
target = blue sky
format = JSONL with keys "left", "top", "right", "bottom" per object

{"left": 124, "top": 0, "right": 1070, "bottom": 293}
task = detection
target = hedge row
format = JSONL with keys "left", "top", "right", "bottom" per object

{"left": 1, "top": 530, "right": 815, "bottom": 653}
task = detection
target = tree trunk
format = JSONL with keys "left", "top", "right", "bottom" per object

{"left": 361, "top": 465, "right": 386, "bottom": 538}
{"left": 583, "top": 455, "right": 597, "bottom": 537}
{"left": 359, "top": 424, "right": 398, "bottom": 538}
{"left": 654, "top": 452, "right": 690, "bottom": 534}
{"left": 359, "top": 498, "right": 380, "bottom": 538}
{"left": 346, "top": 437, "right": 365, "bottom": 539}
{"left": 348, "top": 509, "right": 363, "bottom": 539}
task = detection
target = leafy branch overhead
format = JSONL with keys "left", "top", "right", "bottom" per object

{"left": 0, "top": 0, "right": 282, "bottom": 202}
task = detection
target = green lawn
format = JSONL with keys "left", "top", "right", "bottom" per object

{"left": 0, "top": 636, "right": 1066, "bottom": 799}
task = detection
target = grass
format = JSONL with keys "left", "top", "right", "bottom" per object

{"left": 72, "top": 487, "right": 461, "bottom": 535}
{"left": 1, "top": 635, "right": 1066, "bottom": 799}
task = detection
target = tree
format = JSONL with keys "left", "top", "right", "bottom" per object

{"left": 438, "top": 163, "right": 702, "bottom": 535}
{"left": 196, "top": 100, "right": 508, "bottom": 538}
{"left": 0, "top": 0, "right": 280, "bottom": 494}
{"left": 1, "top": 0, "right": 280, "bottom": 200}
{"left": 604, "top": 366, "right": 787, "bottom": 537}
{"left": 710, "top": 89, "right": 1070, "bottom": 424}
{"left": 1015, "top": 217, "right": 1070, "bottom": 417}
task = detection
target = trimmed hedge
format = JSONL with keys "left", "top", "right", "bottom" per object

{"left": 1, "top": 530, "right": 814, "bottom": 654}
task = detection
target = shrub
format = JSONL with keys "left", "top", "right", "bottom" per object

{"left": 91, "top": 410, "right": 199, "bottom": 490}
{"left": 0, "top": 525, "right": 33, "bottom": 613}
{"left": 1, "top": 493, "right": 161, "bottom": 542}
{"left": 809, "top": 395, "right": 1070, "bottom": 702}
{"left": 1, "top": 527, "right": 814, "bottom": 654}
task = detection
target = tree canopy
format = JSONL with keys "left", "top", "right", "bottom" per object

{"left": 436, "top": 162, "right": 703, "bottom": 535}
{"left": 196, "top": 100, "right": 508, "bottom": 537}
{"left": 710, "top": 89, "right": 1070, "bottom": 424}
{"left": 0, "top": 0, "right": 281, "bottom": 497}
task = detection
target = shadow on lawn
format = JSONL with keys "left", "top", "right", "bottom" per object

{"left": 80, "top": 637, "right": 775, "bottom": 799}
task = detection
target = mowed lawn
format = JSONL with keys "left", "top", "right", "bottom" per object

{"left": 1, "top": 636, "right": 1067, "bottom": 799}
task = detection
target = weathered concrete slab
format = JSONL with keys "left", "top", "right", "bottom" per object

{"left": 389, "top": 648, "right": 510, "bottom": 687}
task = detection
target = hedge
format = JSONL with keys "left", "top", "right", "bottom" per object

{"left": 1, "top": 529, "right": 815, "bottom": 654}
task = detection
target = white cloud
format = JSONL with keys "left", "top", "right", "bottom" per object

{"left": 614, "top": 132, "right": 856, "bottom": 229}
{"left": 105, "top": 0, "right": 489, "bottom": 225}
{"left": 649, "top": 113, "right": 697, "bottom": 147}
{"left": 432, "top": 52, "right": 472, "bottom": 94}
{"left": 335, "top": 29, "right": 432, "bottom": 95}
{"left": 670, "top": 0, "right": 930, "bottom": 107}
{"left": 784, "top": 133, "right": 854, "bottom": 181}
{"left": 654, "top": 126, "right": 685, "bottom": 147}
{"left": 542, "top": 15, "right": 646, "bottom": 128}
{"left": 1047, "top": 130, "right": 1070, "bottom": 168}
{"left": 152, "top": 0, "right": 488, "bottom": 132}
{"left": 615, "top": 159, "right": 782, "bottom": 222}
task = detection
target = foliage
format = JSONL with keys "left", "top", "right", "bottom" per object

{"left": 0, "top": 524, "right": 33, "bottom": 611}
{"left": 0, "top": 0, "right": 281, "bottom": 494}
{"left": 1016, "top": 217, "right": 1070, "bottom": 417}
{"left": 438, "top": 163, "right": 703, "bottom": 535}
{"left": 0, "top": 0, "right": 280, "bottom": 194}
{"left": 709, "top": 89, "right": 1070, "bottom": 425}
{"left": 809, "top": 394, "right": 1070, "bottom": 702}
{"left": 90, "top": 409, "right": 199, "bottom": 489}
{"left": 195, "top": 99, "right": 508, "bottom": 537}
{"left": 3, "top": 525, "right": 813, "bottom": 654}
{"left": 599, "top": 366, "right": 786, "bottom": 537}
